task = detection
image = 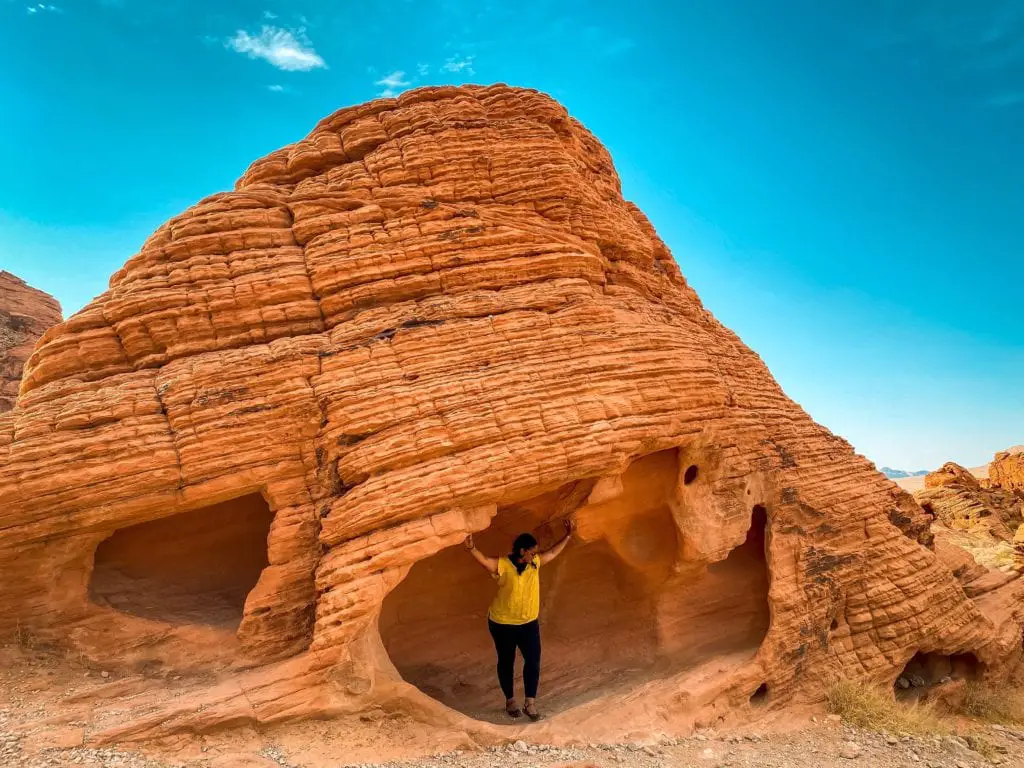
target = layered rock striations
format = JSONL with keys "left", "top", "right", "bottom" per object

{"left": 0, "top": 86, "right": 1021, "bottom": 745}
{"left": 915, "top": 455, "right": 1024, "bottom": 576}
{"left": 989, "top": 447, "right": 1024, "bottom": 492}
{"left": 0, "top": 271, "right": 62, "bottom": 413}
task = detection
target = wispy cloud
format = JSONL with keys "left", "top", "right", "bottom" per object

{"left": 26, "top": 3, "right": 60, "bottom": 13}
{"left": 376, "top": 71, "right": 411, "bottom": 88}
{"left": 375, "top": 70, "right": 411, "bottom": 97}
{"left": 267, "top": 84, "right": 285, "bottom": 93}
{"left": 226, "top": 26, "right": 326, "bottom": 72}
{"left": 441, "top": 54, "right": 475, "bottom": 75}
{"left": 417, "top": 62, "right": 430, "bottom": 76}
{"left": 263, "top": 10, "right": 277, "bottom": 20}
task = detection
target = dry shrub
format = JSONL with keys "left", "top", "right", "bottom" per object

{"left": 14, "top": 621, "right": 36, "bottom": 651}
{"left": 957, "top": 680, "right": 1024, "bottom": 725}
{"left": 826, "top": 678, "right": 948, "bottom": 735}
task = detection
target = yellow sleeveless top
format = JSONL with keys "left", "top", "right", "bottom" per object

{"left": 488, "top": 556, "right": 541, "bottom": 625}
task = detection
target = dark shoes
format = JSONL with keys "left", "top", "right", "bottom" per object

{"left": 504, "top": 699, "right": 542, "bottom": 721}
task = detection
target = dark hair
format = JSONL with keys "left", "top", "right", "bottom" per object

{"left": 510, "top": 533, "right": 538, "bottom": 573}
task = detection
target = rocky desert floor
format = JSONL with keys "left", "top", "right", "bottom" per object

{"left": 3, "top": 646, "right": 1024, "bottom": 768}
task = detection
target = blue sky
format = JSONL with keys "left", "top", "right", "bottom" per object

{"left": 2, "top": 0, "right": 1022, "bottom": 471}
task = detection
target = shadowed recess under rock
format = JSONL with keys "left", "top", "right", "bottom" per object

{"left": 379, "top": 450, "right": 771, "bottom": 720}
{"left": 88, "top": 494, "right": 274, "bottom": 629}
{"left": 894, "top": 650, "right": 982, "bottom": 701}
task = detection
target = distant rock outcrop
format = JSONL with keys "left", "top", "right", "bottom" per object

{"left": 0, "top": 271, "right": 62, "bottom": 412}
{"left": 914, "top": 457, "right": 1024, "bottom": 574}
{"left": 989, "top": 447, "right": 1024, "bottom": 492}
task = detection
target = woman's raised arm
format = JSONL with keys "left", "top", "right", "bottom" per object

{"left": 539, "top": 518, "right": 574, "bottom": 565}
{"left": 465, "top": 535, "right": 499, "bottom": 575}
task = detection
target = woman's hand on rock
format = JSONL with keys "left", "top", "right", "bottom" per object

{"left": 464, "top": 534, "right": 475, "bottom": 550}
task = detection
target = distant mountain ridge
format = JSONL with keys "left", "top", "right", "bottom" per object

{"left": 881, "top": 467, "right": 930, "bottom": 479}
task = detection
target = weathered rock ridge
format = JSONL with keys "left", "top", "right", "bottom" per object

{"left": 989, "top": 446, "right": 1024, "bottom": 492}
{"left": 0, "top": 86, "right": 1021, "bottom": 747}
{"left": 0, "top": 271, "right": 62, "bottom": 413}
{"left": 914, "top": 453, "right": 1024, "bottom": 578}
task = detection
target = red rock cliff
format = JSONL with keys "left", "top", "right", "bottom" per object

{"left": 0, "top": 271, "right": 62, "bottom": 413}
{"left": 0, "top": 86, "right": 1020, "bottom": 746}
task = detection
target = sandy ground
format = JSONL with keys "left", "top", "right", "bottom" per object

{"left": 2, "top": 644, "right": 1023, "bottom": 768}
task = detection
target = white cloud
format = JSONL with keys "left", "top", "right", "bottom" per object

{"left": 441, "top": 54, "right": 475, "bottom": 75}
{"left": 263, "top": 10, "right": 277, "bottom": 20}
{"left": 26, "top": 3, "right": 60, "bottom": 13}
{"left": 226, "top": 26, "right": 326, "bottom": 72}
{"left": 375, "top": 71, "right": 411, "bottom": 89}
{"left": 267, "top": 84, "right": 285, "bottom": 92}
{"left": 417, "top": 62, "right": 430, "bottom": 76}
{"left": 374, "top": 71, "right": 412, "bottom": 97}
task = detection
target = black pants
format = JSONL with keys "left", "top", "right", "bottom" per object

{"left": 487, "top": 618, "right": 541, "bottom": 699}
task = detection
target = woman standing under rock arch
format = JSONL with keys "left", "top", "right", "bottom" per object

{"left": 464, "top": 519, "right": 574, "bottom": 721}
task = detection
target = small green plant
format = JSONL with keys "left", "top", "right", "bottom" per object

{"left": 826, "top": 678, "right": 948, "bottom": 735}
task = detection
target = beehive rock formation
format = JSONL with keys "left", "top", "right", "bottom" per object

{"left": 0, "top": 271, "right": 62, "bottom": 412}
{"left": 0, "top": 86, "right": 1022, "bottom": 747}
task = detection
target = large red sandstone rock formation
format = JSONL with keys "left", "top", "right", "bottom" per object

{"left": 0, "top": 86, "right": 1021, "bottom": 746}
{"left": 0, "top": 271, "right": 62, "bottom": 412}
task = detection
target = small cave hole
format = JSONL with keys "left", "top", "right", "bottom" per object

{"left": 88, "top": 493, "right": 273, "bottom": 629}
{"left": 683, "top": 465, "right": 699, "bottom": 485}
{"left": 750, "top": 682, "right": 768, "bottom": 705}
{"left": 830, "top": 618, "right": 839, "bottom": 631}
{"left": 894, "top": 651, "right": 983, "bottom": 700}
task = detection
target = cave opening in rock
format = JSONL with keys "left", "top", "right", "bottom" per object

{"left": 683, "top": 464, "right": 699, "bottom": 485}
{"left": 894, "top": 651, "right": 982, "bottom": 700}
{"left": 379, "top": 451, "right": 772, "bottom": 720}
{"left": 750, "top": 682, "right": 769, "bottom": 705}
{"left": 88, "top": 493, "right": 274, "bottom": 629}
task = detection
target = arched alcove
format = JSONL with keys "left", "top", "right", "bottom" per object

{"left": 379, "top": 453, "right": 772, "bottom": 720}
{"left": 89, "top": 493, "right": 274, "bottom": 629}
{"left": 894, "top": 650, "right": 982, "bottom": 700}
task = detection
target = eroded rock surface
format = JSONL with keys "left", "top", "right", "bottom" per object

{"left": 915, "top": 455, "right": 1024, "bottom": 576}
{"left": 989, "top": 447, "right": 1024, "bottom": 492}
{"left": 0, "top": 86, "right": 1021, "bottom": 748}
{"left": 0, "top": 271, "right": 61, "bottom": 412}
